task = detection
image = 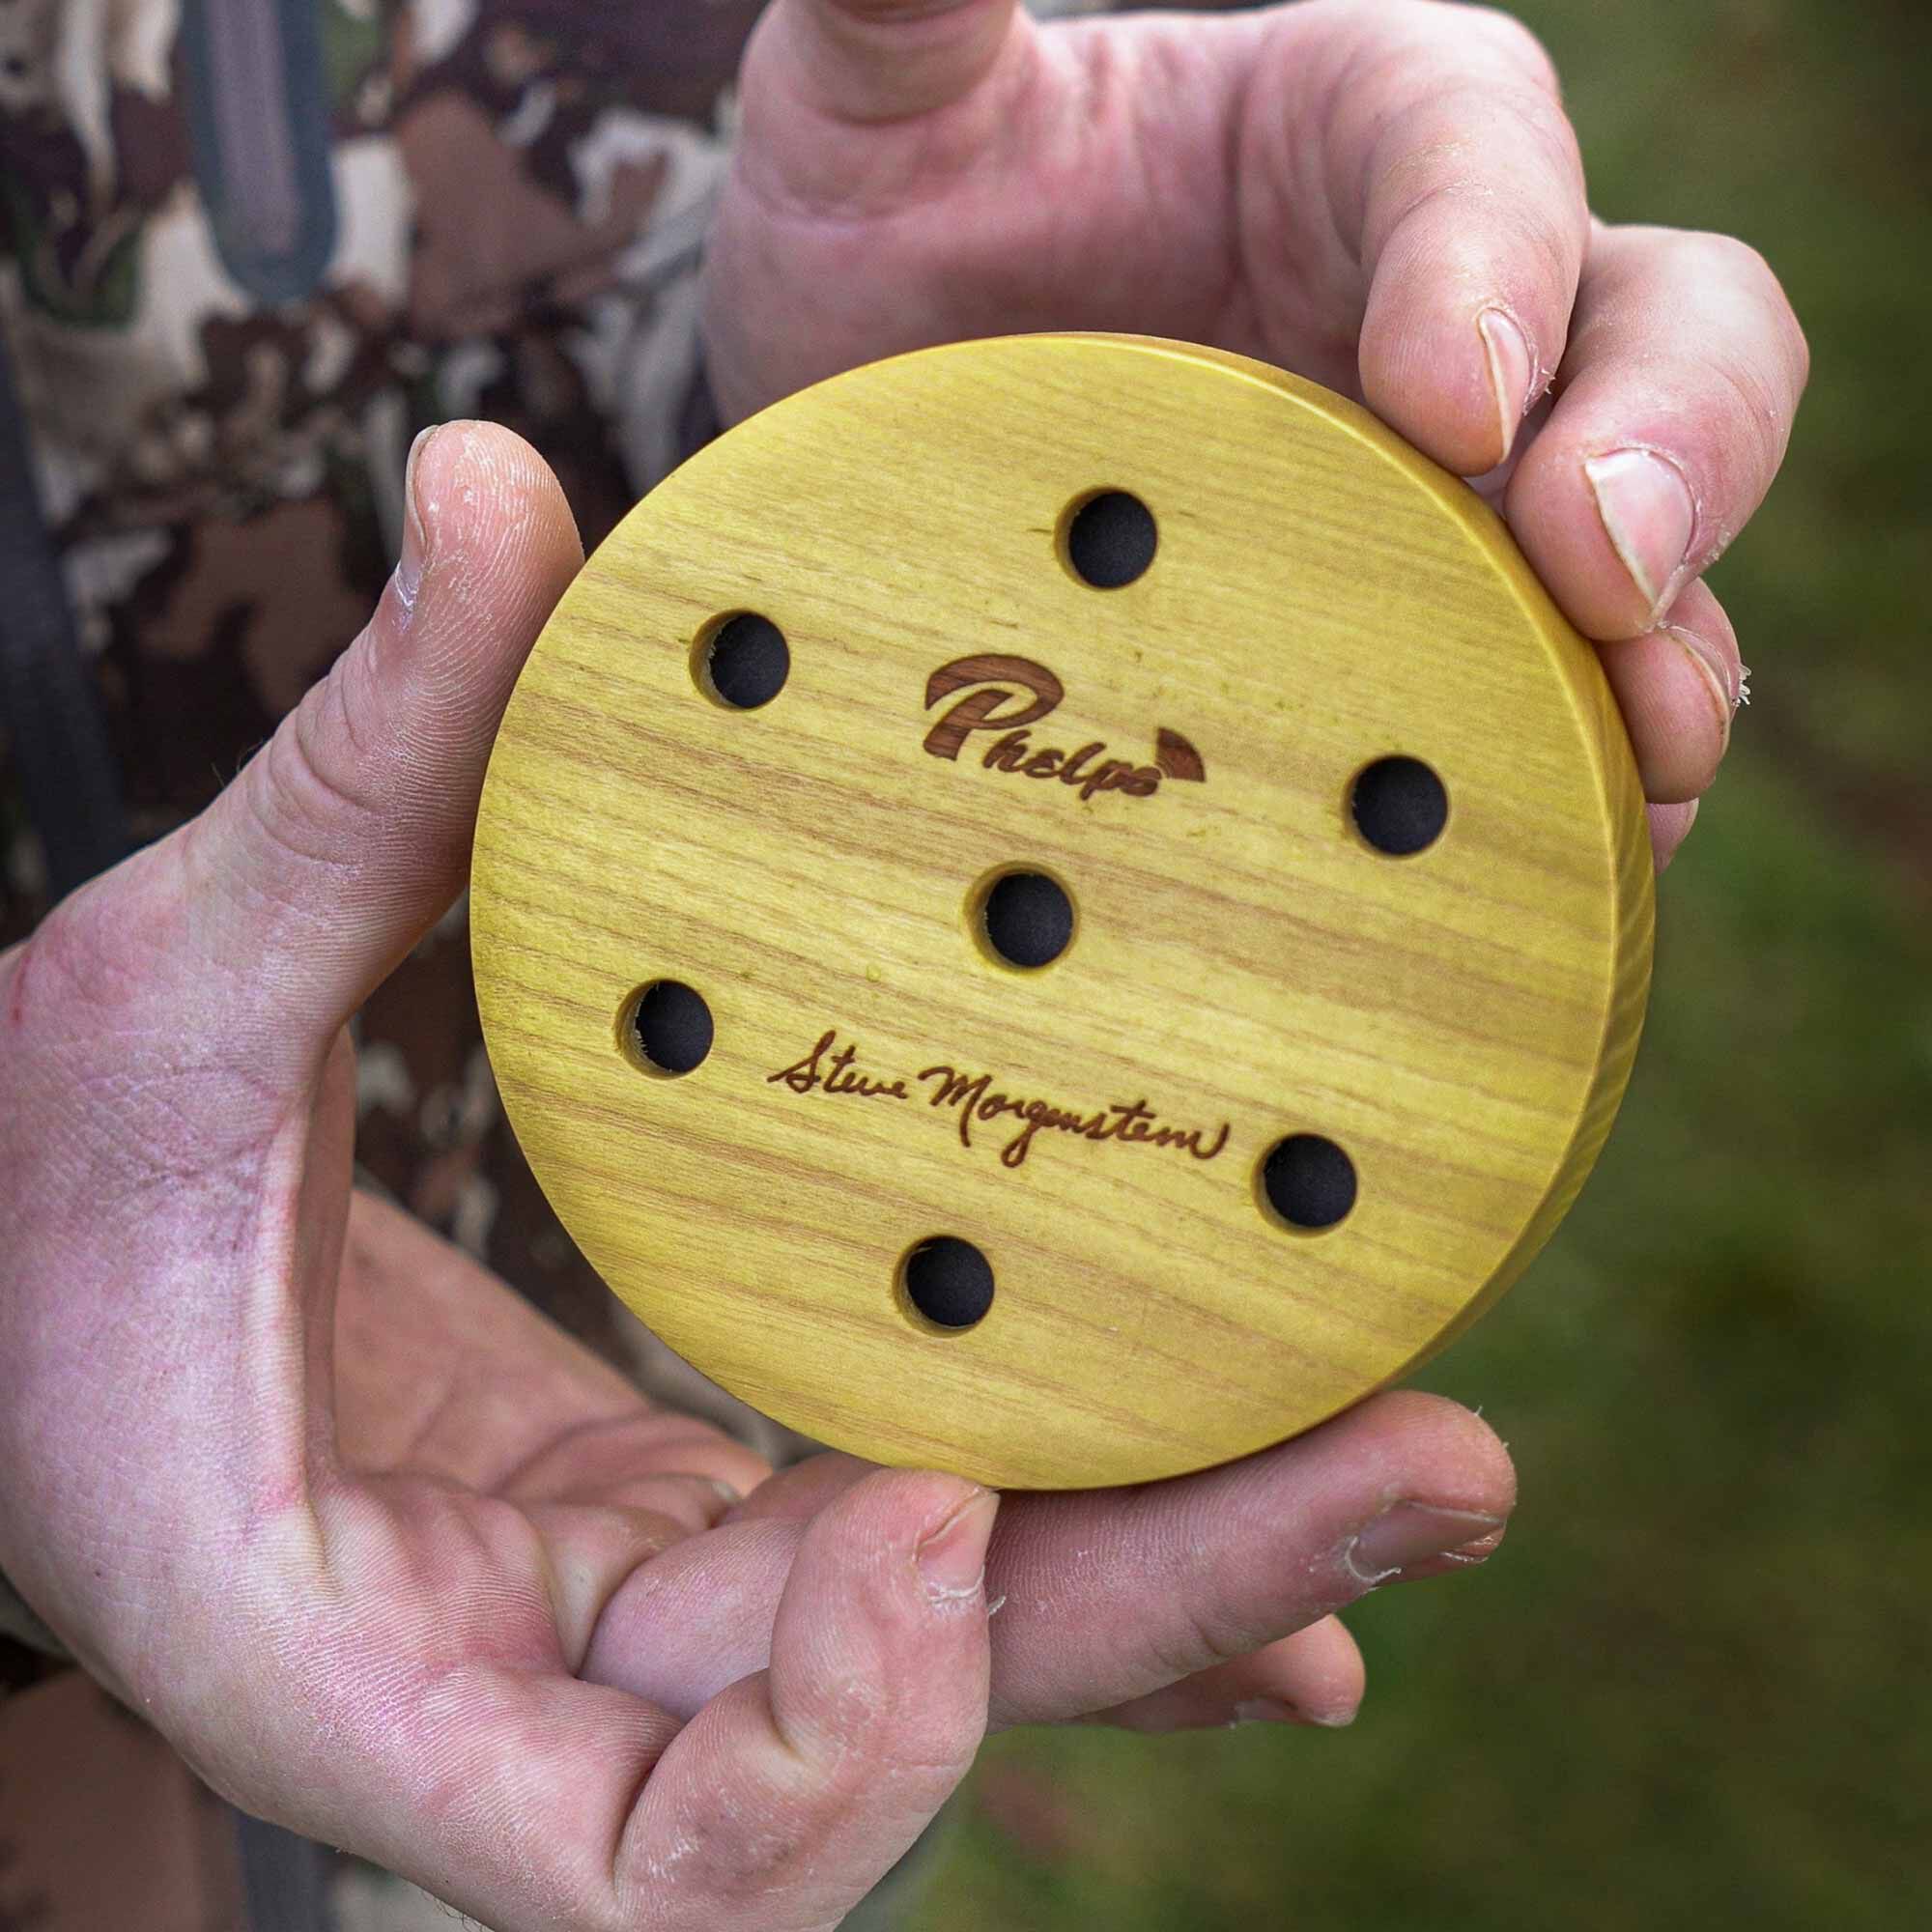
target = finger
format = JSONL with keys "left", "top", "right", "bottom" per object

{"left": 238, "top": 1477, "right": 992, "bottom": 1931}
{"left": 1506, "top": 222, "right": 1808, "bottom": 639}
{"left": 727, "top": 1451, "right": 879, "bottom": 1523}
{"left": 583, "top": 1515, "right": 802, "bottom": 1720}
{"left": 593, "top": 1398, "right": 1512, "bottom": 1731}
{"left": 1322, "top": 3, "right": 1588, "bottom": 472}
{"left": 585, "top": 1530, "right": 1371, "bottom": 1738}
{"left": 183, "top": 423, "right": 582, "bottom": 1065}
{"left": 1649, "top": 800, "right": 1700, "bottom": 873}
{"left": 1084, "top": 1616, "right": 1367, "bottom": 1734}
{"left": 572, "top": 1454, "right": 874, "bottom": 1719}
{"left": 756, "top": 0, "right": 1023, "bottom": 123}
{"left": 984, "top": 1389, "right": 1513, "bottom": 1728}
{"left": 1596, "top": 579, "right": 1745, "bottom": 806}
{"left": 584, "top": 1502, "right": 1379, "bottom": 1734}
{"left": 615, "top": 1471, "right": 996, "bottom": 1930}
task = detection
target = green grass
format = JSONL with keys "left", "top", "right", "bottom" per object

{"left": 909, "top": 2, "right": 1932, "bottom": 1923}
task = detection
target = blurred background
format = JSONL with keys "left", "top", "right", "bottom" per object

{"left": 2, "top": 1, "right": 1924, "bottom": 1927}
{"left": 905, "top": 1, "right": 1932, "bottom": 1924}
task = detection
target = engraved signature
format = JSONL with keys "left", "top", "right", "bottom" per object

{"left": 767, "top": 1030, "right": 909, "bottom": 1102}
{"left": 767, "top": 1028, "right": 1231, "bottom": 1172}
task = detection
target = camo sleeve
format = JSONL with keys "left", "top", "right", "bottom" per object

{"left": 0, "top": 0, "right": 1155, "bottom": 1435}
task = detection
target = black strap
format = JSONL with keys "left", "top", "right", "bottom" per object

{"left": 234, "top": 1811, "right": 338, "bottom": 1932}
{"left": 0, "top": 329, "right": 128, "bottom": 900}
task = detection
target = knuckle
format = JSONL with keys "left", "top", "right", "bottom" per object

{"left": 1618, "top": 227, "right": 1809, "bottom": 439}
{"left": 1451, "top": 4, "right": 1563, "bottom": 96}
{"left": 1789, "top": 304, "right": 1813, "bottom": 390}
{"left": 1719, "top": 236, "right": 1811, "bottom": 389}
{"left": 1677, "top": 229, "right": 1794, "bottom": 313}
{"left": 1688, "top": 230, "right": 1812, "bottom": 400}
{"left": 1358, "top": 63, "right": 1581, "bottom": 268}
{"left": 1144, "top": 1598, "right": 1262, "bottom": 1688}
{"left": 1709, "top": 355, "right": 1787, "bottom": 463}
{"left": 247, "top": 672, "right": 387, "bottom": 875}
{"left": 810, "top": 1671, "right": 980, "bottom": 1788}
{"left": 1780, "top": 279, "right": 1812, "bottom": 382}
{"left": 1685, "top": 226, "right": 1776, "bottom": 288}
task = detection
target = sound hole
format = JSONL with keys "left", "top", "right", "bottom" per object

{"left": 1351, "top": 756, "right": 1448, "bottom": 856}
{"left": 901, "top": 1237, "right": 996, "bottom": 1330}
{"left": 699, "top": 612, "right": 790, "bottom": 709}
{"left": 627, "top": 980, "right": 714, "bottom": 1076}
{"left": 1064, "top": 490, "right": 1157, "bottom": 589}
{"left": 1260, "top": 1135, "right": 1357, "bottom": 1232}
{"left": 979, "top": 870, "right": 1075, "bottom": 970}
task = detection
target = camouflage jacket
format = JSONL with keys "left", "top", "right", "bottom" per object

{"left": 0, "top": 0, "right": 1152, "bottom": 1664}
{"left": 0, "top": 12, "right": 781, "bottom": 1675}
{"left": 0, "top": 0, "right": 785, "bottom": 1313}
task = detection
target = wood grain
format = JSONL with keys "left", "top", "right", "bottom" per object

{"left": 470, "top": 334, "right": 1654, "bottom": 1490}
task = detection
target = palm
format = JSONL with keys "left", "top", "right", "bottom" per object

{"left": 334, "top": 1193, "right": 763, "bottom": 1509}
{"left": 324, "top": 1168, "right": 773, "bottom": 1664}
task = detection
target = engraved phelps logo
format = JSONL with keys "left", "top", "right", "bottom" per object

{"left": 768, "top": 1028, "right": 1231, "bottom": 1173}
{"left": 922, "top": 655, "right": 1206, "bottom": 802}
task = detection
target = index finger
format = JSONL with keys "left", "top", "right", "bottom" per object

{"left": 1315, "top": 2, "right": 1589, "bottom": 473}
{"left": 1505, "top": 222, "right": 1810, "bottom": 639}
{"left": 985, "top": 1390, "right": 1515, "bottom": 1728}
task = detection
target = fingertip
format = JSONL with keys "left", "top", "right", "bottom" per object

{"left": 780, "top": 1469, "right": 996, "bottom": 1663}
{"left": 823, "top": 1466, "right": 990, "bottom": 1561}
{"left": 368, "top": 420, "right": 583, "bottom": 780}
{"left": 1274, "top": 1616, "right": 1365, "bottom": 1729}
{"left": 1503, "top": 223, "right": 1805, "bottom": 643}
{"left": 1598, "top": 631, "right": 1729, "bottom": 805}
{"left": 1347, "top": 54, "right": 1580, "bottom": 477}
{"left": 409, "top": 418, "right": 582, "bottom": 589}
{"left": 1508, "top": 438, "right": 1668, "bottom": 639}
{"left": 192, "top": 426, "right": 585, "bottom": 1045}
{"left": 1649, "top": 798, "right": 1700, "bottom": 872}
{"left": 1082, "top": 1618, "right": 1367, "bottom": 1736}
{"left": 1381, "top": 1516, "right": 1510, "bottom": 1584}
{"left": 1595, "top": 580, "right": 1741, "bottom": 804}
{"left": 1479, "top": 307, "right": 1540, "bottom": 464}
{"left": 1361, "top": 279, "right": 1527, "bottom": 478}
{"left": 916, "top": 1486, "right": 1000, "bottom": 1606}
{"left": 1305, "top": 1391, "right": 1519, "bottom": 1557}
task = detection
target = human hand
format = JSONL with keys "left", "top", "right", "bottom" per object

{"left": 704, "top": 0, "right": 1809, "bottom": 868}
{"left": 0, "top": 418, "right": 1515, "bottom": 1927}
{"left": 0, "top": 424, "right": 995, "bottom": 1930}
{"left": 343, "top": 1204, "right": 1511, "bottom": 1746}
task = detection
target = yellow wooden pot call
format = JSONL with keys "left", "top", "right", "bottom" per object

{"left": 470, "top": 333, "right": 1653, "bottom": 1491}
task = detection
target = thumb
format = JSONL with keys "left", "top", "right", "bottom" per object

{"left": 611, "top": 1472, "right": 996, "bottom": 1929}
{"left": 182, "top": 421, "right": 580, "bottom": 1059}
{"left": 754, "top": 0, "right": 1022, "bottom": 123}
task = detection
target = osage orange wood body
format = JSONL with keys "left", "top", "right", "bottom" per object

{"left": 470, "top": 334, "right": 1653, "bottom": 1490}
